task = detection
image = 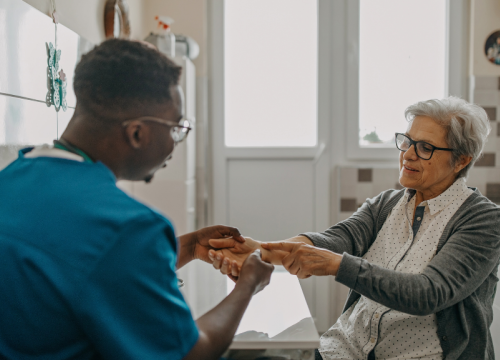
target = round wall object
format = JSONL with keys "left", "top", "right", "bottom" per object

{"left": 104, "top": 0, "right": 131, "bottom": 39}
{"left": 484, "top": 30, "right": 500, "bottom": 65}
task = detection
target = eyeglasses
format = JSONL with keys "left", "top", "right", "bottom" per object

{"left": 395, "top": 133, "right": 454, "bottom": 160}
{"left": 122, "top": 117, "right": 192, "bottom": 144}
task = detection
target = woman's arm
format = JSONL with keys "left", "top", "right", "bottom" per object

{"left": 302, "top": 189, "right": 401, "bottom": 256}
{"left": 334, "top": 202, "right": 500, "bottom": 316}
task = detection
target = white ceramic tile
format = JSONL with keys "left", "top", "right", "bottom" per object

{"left": 338, "top": 212, "right": 354, "bottom": 222}
{"left": 484, "top": 134, "right": 497, "bottom": 152}
{"left": 0, "top": 95, "right": 57, "bottom": 146}
{"left": 339, "top": 167, "right": 357, "bottom": 198}
{"left": 57, "top": 23, "right": 80, "bottom": 108}
{"left": 474, "top": 89, "right": 498, "bottom": 106}
{"left": 356, "top": 182, "right": 375, "bottom": 207}
{"left": 372, "top": 168, "right": 400, "bottom": 194}
{"left": 474, "top": 76, "right": 498, "bottom": 90}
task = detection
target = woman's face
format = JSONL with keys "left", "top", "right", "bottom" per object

{"left": 398, "top": 116, "right": 459, "bottom": 199}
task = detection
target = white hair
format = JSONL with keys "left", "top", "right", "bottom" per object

{"left": 405, "top": 96, "right": 491, "bottom": 179}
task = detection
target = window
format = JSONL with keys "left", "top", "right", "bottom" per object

{"left": 224, "top": 0, "right": 318, "bottom": 147}
{"left": 358, "top": 0, "right": 447, "bottom": 148}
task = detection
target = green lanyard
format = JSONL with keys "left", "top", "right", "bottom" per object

{"left": 53, "top": 139, "right": 94, "bottom": 164}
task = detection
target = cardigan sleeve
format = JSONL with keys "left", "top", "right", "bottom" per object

{"left": 335, "top": 196, "right": 500, "bottom": 316}
{"left": 301, "top": 189, "right": 402, "bottom": 257}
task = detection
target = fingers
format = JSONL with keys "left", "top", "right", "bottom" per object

{"left": 215, "top": 225, "right": 245, "bottom": 243}
{"left": 208, "top": 238, "right": 238, "bottom": 249}
{"left": 220, "top": 257, "right": 230, "bottom": 275}
{"left": 261, "top": 241, "right": 298, "bottom": 253}
{"left": 209, "top": 250, "right": 223, "bottom": 270}
{"left": 231, "top": 260, "right": 240, "bottom": 277}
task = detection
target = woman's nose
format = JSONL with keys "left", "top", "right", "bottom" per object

{"left": 403, "top": 144, "right": 418, "bottom": 160}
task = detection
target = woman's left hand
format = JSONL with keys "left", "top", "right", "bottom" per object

{"left": 261, "top": 242, "right": 343, "bottom": 279}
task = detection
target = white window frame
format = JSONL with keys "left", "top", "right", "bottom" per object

{"left": 345, "top": 0, "right": 469, "bottom": 160}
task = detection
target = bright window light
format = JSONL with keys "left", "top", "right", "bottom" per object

{"left": 224, "top": 0, "right": 318, "bottom": 147}
{"left": 359, "top": 0, "right": 447, "bottom": 147}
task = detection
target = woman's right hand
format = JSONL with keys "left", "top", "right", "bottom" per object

{"left": 208, "top": 236, "right": 303, "bottom": 280}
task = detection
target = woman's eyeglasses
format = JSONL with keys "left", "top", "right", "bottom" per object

{"left": 395, "top": 133, "right": 454, "bottom": 160}
{"left": 122, "top": 117, "right": 192, "bottom": 144}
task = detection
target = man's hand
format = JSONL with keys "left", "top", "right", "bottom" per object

{"left": 237, "top": 249, "right": 275, "bottom": 295}
{"left": 261, "top": 241, "right": 343, "bottom": 279}
{"left": 177, "top": 225, "right": 245, "bottom": 269}
{"left": 207, "top": 237, "right": 262, "bottom": 281}
{"left": 207, "top": 236, "right": 311, "bottom": 280}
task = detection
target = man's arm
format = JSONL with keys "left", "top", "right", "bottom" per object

{"left": 183, "top": 250, "right": 274, "bottom": 360}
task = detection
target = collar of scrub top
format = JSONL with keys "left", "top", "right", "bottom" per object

{"left": 53, "top": 138, "right": 94, "bottom": 164}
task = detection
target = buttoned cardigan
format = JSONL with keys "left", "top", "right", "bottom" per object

{"left": 303, "top": 188, "right": 500, "bottom": 360}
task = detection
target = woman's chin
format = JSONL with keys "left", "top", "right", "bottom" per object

{"left": 399, "top": 175, "right": 416, "bottom": 189}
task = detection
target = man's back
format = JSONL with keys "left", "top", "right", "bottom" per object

{"left": 0, "top": 149, "right": 198, "bottom": 359}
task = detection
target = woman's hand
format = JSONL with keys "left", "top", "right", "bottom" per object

{"left": 208, "top": 237, "right": 289, "bottom": 281}
{"left": 261, "top": 242, "right": 343, "bottom": 279}
{"left": 177, "top": 225, "right": 245, "bottom": 269}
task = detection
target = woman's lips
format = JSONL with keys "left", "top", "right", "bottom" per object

{"left": 403, "top": 164, "right": 419, "bottom": 172}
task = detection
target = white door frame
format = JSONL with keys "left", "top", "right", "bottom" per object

{"left": 208, "top": 0, "right": 334, "bottom": 332}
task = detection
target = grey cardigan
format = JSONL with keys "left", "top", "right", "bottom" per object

{"left": 303, "top": 188, "right": 500, "bottom": 360}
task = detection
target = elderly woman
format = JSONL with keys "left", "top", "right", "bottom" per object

{"left": 209, "top": 97, "right": 500, "bottom": 360}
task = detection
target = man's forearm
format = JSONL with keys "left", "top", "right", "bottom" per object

{"left": 183, "top": 281, "right": 255, "bottom": 360}
{"left": 176, "top": 232, "right": 196, "bottom": 269}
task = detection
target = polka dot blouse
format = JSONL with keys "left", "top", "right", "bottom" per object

{"left": 318, "top": 178, "right": 474, "bottom": 360}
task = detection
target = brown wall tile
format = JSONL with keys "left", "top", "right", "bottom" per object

{"left": 497, "top": 123, "right": 500, "bottom": 137}
{"left": 358, "top": 168, "right": 373, "bottom": 182}
{"left": 340, "top": 198, "right": 357, "bottom": 212}
{"left": 482, "top": 106, "right": 497, "bottom": 121}
{"left": 486, "top": 183, "right": 500, "bottom": 204}
{"left": 475, "top": 153, "right": 496, "bottom": 167}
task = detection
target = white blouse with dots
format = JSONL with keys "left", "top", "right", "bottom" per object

{"left": 319, "top": 177, "right": 474, "bottom": 360}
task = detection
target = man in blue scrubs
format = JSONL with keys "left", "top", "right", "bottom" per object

{"left": 0, "top": 39, "right": 273, "bottom": 360}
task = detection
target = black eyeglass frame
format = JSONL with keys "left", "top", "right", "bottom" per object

{"left": 395, "top": 133, "right": 454, "bottom": 160}
{"left": 122, "top": 117, "right": 193, "bottom": 144}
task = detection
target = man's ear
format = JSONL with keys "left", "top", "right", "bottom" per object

{"left": 123, "top": 121, "right": 149, "bottom": 149}
{"left": 454, "top": 155, "right": 472, "bottom": 173}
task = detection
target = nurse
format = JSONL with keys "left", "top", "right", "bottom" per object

{"left": 0, "top": 39, "right": 273, "bottom": 360}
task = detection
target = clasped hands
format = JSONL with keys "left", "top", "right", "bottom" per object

{"left": 207, "top": 235, "right": 343, "bottom": 281}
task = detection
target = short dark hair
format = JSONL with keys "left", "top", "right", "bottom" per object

{"left": 74, "top": 39, "right": 182, "bottom": 117}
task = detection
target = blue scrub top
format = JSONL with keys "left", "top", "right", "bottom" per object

{"left": 0, "top": 149, "right": 199, "bottom": 359}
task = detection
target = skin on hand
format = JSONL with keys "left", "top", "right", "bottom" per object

{"left": 261, "top": 242, "right": 343, "bottom": 279}
{"left": 208, "top": 236, "right": 312, "bottom": 280}
{"left": 176, "top": 225, "right": 245, "bottom": 269}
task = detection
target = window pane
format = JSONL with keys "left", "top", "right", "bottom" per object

{"left": 224, "top": 0, "right": 318, "bottom": 147}
{"left": 359, "top": 0, "right": 447, "bottom": 147}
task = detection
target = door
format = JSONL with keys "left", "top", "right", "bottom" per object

{"left": 209, "top": 0, "right": 334, "bottom": 332}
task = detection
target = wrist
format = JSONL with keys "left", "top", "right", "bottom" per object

{"left": 233, "top": 277, "right": 258, "bottom": 296}
{"left": 328, "top": 253, "right": 343, "bottom": 276}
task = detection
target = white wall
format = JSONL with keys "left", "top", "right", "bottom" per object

{"left": 470, "top": 0, "right": 500, "bottom": 76}
{"left": 142, "top": 0, "right": 207, "bottom": 75}
{"left": 22, "top": 0, "right": 145, "bottom": 44}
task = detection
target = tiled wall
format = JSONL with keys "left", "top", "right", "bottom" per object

{"left": 338, "top": 79, "right": 500, "bottom": 219}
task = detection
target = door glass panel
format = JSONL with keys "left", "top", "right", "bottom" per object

{"left": 359, "top": 0, "right": 447, "bottom": 147}
{"left": 224, "top": 0, "right": 318, "bottom": 147}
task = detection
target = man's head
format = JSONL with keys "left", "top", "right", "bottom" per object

{"left": 65, "top": 39, "right": 184, "bottom": 182}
